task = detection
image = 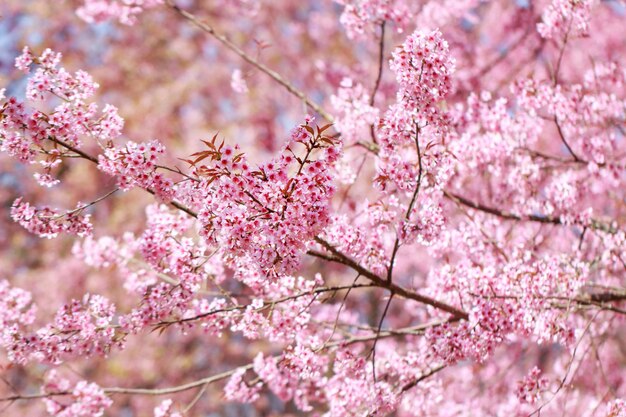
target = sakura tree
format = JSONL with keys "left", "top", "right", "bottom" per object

{"left": 1, "top": 0, "right": 626, "bottom": 416}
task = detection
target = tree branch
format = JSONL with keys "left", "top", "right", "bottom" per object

{"left": 443, "top": 191, "right": 616, "bottom": 234}
{"left": 166, "top": 0, "right": 334, "bottom": 123}
{"left": 387, "top": 123, "right": 422, "bottom": 283}
{"left": 0, "top": 365, "right": 251, "bottom": 402}
{"left": 46, "top": 136, "right": 198, "bottom": 218}
{"left": 311, "top": 237, "right": 468, "bottom": 319}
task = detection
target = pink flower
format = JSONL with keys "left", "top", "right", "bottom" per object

{"left": 231, "top": 69, "right": 249, "bottom": 94}
{"left": 153, "top": 399, "right": 182, "bottom": 417}
{"left": 15, "top": 46, "right": 33, "bottom": 72}
{"left": 516, "top": 367, "right": 549, "bottom": 405}
{"left": 43, "top": 371, "right": 112, "bottom": 417}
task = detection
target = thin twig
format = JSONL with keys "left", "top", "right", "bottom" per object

{"left": 44, "top": 188, "right": 119, "bottom": 220}
{"left": 158, "top": 283, "right": 375, "bottom": 326}
{"left": 166, "top": 0, "right": 334, "bottom": 122}
{"left": 370, "top": 21, "right": 386, "bottom": 106}
{"left": 316, "top": 273, "right": 362, "bottom": 350}
{"left": 400, "top": 364, "right": 446, "bottom": 393}
{"left": 387, "top": 123, "right": 423, "bottom": 283}
{"left": 0, "top": 364, "right": 253, "bottom": 402}
{"left": 552, "top": 17, "right": 572, "bottom": 86}
{"left": 46, "top": 136, "right": 198, "bottom": 218}
{"left": 369, "top": 292, "right": 394, "bottom": 382}
{"left": 554, "top": 116, "right": 582, "bottom": 162}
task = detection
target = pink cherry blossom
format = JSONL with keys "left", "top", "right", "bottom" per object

{"left": 1, "top": 1, "right": 626, "bottom": 416}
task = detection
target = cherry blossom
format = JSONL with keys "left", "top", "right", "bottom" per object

{"left": 1, "top": 1, "right": 626, "bottom": 416}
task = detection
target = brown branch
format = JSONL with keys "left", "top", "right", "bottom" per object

{"left": 468, "top": 291, "right": 626, "bottom": 316}
{"left": 554, "top": 116, "right": 582, "bottom": 162}
{"left": 388, "top": 123, "right": 422, "bottom": 283}
{"left": 46, "top": 136, "right": 198, "bottom": 218}
{"left": 443, "top": 191, "right": 560, "bottom": 224}
{"left": 317, "top": 273, "right": 362, "bottom": 350}
{"left": 370, "top": 292, "right": 394, "bottom": 382}
{"left": 528, "top": 311, "right": 598, "bottom": 416}
{"left": 443, "top": 191, "right": 616, "bottom": 234}
{"left": 310, "top": 237, "right": 468, "bottom": 319}
{"left": 400, "top": 364, "right": 446, "bottom": 393}
{"left": 354, "top": 140, "right": 380, "bottom": 155}
{"left": 48, "top": 136, "right": 98, "bottom": 164}
{"left": 520, "top": 147, "right": 584, "bottom": 165}
{"left": 588, "top": 292, "right": 626, "bottom": 303}
{"left": 369, "top": 21, "right": 386, "bottom": 106}
{"left": 0, "top": 392, "right": 67, "bottom": 402}
{"left": 39, "top": 187, "right": 120, "bottom": 221}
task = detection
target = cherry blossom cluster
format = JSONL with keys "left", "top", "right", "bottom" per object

{"left": 321, "top": 211, "right": 391, "bottom": 277}
{"left": 361, "top": 28, "right": 457, "bottom": 255}
{"left": 1, "top": 48, "right": 123, "bottom": 165}
{"left": 98, "top": 140, "right": 174, "bottom": 201}
{"left": 2, "top": 292, "right": 118, "bottom": 364}
{"left": 322, "top": 348, "right": 400, "bottom": 416}
{"left": 183, "top": 273, "right": 320, "bottom": 341}
{"left": 426, "top": 245, "right": 588, "bottom": 363}
{"left": 74, "top": 232, "right": 163, "bottom": 294}
{"left": 227, "top": 332, "right": 445, "bottom": 415}
{"left": 516, "top": 366, "right": 549, "bottom": 405}
{"left": 251, "top": 344, "right": 330, "bottom": 412}
{"left": 230, "top": 69, "right": 249, "bottom": 94}
{"left": 224, "top": 367, "right": 262, "bottom": 403}
{"left": 584, "top": 61, "right": 626, "bottom": 89}
{"left": 3, "top": 0, "right": 626, "bottom": 416}
{"left": 76, "top": 0, "right": 163, "bottom": 25}
{"left": 0, "top": 280, "right": 37, "bottom": 346}
{"left": 537, "top": 0, "right": 597, "bottom": 39}
{"left": 42, "top": 371, "right": 112, "bottom": 417}
{"left": 153, "top": 399, "right": 183, "bottom": 417}
{"left": 334, "top": 0, "right": 412, "bottom": 38}
{"left": 446, "top": 73, "right": 625, "bottom": 232}
{"left": 11, "top": 198, "right": 93, "bottom": 239}
{"left": 185, "top": 122, "right": 339, "bottom": 278}
{"left": 102, "top": 205, "right": 203, "bottom": 332}
{"left": 4, "top": 205, "right": 205, "bottom": 361}
{"left": 16, "top": 47, "right": 97, "bottom": 103}
{"left": 0, "top": 98, "right": 37, "bottom": 163}
{"left": 72, "top": 203, "right": 320, "bottom": 340}
{"left": 607, "top": 400, "right": 626, "bottom": 417}
{"left": 387, "top": 28, "right": 454, "bottom": 133}
{"left": 375, "top": 28, "right": 455, "bottom": 198}
{"left": 72, "top": 203, "right": 205, "bottom": 295}
{"left": 72, "top": 235, "right": 120, "bottom": 269}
